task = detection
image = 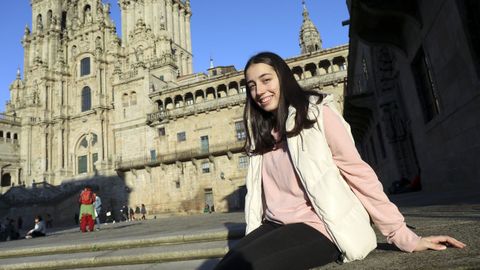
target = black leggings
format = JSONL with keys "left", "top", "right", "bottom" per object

{"left": 214, "top": 221, "right": 340, "bottom": 270}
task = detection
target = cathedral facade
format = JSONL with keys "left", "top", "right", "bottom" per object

{"left": 0, "top": 0, "right": 348, "bottom": 217}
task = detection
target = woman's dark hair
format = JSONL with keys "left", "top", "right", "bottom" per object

{"left": 243, "top": 52, "right": 322, "bottom": 154}
{"left": 35, "top": 215, "right": 43, "bottom": 221}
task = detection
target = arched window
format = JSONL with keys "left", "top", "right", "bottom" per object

{"left": 165, "top": 97, "right": 173, "bottom": 110}
{"left": 77, "top": 133, "right": 99, "bottom": 174}
{"left": 195, "top": 90, "right": 204, "bottom": 103}
{"left": 47, "top": 10, "right": 53, "bottom": 28}
{"left": 185, "top": 92, "right": 194, "bottom": 105}
{"left": 174, "top": 95, "right": 183, "bottom": 108}
{"left": 291, "top": 66, "right": 303, "bottom": 80}
{"left": 206, "top": 87, "right": 215, "bottom": 100}
{"left": 319, "top": 60, "right": 331, "bottom": 74}
{"left": 305, "top": 63, "right": 317, "bottom": 78}
{"left": 333, "top": 56, "right": 346, "bottom": 72}
{"left": 240, "top": 79, "right": 247, "bottom": 93}
{"left": 228, "top": 81, "right": 239, "bottom": 95}
{"left": 122, "top": 93, "right": 129, "bottom": 107}
{"left": 61, "top": 11, "right": 67, "bottom": 31}
{"left": 1, "top": 173, "right": 11, "bottom": 187}
{"left": 81, "top": 86, "right": 91, "bottom": 112}
{"left": 80, "top": 57, "right": 91, "bottom": 76}
{"left": 217, "top": 84, "right": 227, "bottom": 98}
{"left": 0, "top": 131, "right": 3, "bottom": 138}
{"left": 156, "top": 100, "right": 164, "bottom": 111}
{"left": 130, "top": 92, "right": 137, "bottom": 106}
{"left": 36, "top": 14, "right": 43, "bottom": 31}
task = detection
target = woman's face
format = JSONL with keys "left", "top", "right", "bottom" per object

{"left": 246, "top": 63, "right": 281, "bottom": 113}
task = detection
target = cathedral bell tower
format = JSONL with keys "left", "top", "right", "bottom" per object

{"left": 299, "top": 0, "right": 322, "bottom": 54}
{"left": 119, "top": 0, "right": 193, "bottom": 77}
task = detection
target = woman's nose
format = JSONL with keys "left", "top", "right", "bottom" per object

{"left": 256, "top": 84, "right": 266, "bottom": 95}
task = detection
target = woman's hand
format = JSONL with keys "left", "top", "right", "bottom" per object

{"left": 414, "top": 236, "right": 466, "bottom": 251}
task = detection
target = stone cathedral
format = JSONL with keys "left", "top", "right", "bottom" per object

{"left": 0, "top": 0, "right": 348, "bottom": 222}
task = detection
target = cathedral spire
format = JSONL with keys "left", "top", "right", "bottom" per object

{"left": 302, "top": 0, "right": 309, "bottom": 18}
{"left": 299, "top": 0, "right": 322, "bottom": 54}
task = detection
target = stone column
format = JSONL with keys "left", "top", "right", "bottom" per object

{"left": 42, "top": 37, "right": 49, "bottom": 65}
{"left": 152, "top": 0, "right": 159, "bottom": 37}
{"left": 179, "top": 7, "right": 185, "bottom": 49}
{"left": 48, "top": 36, "right": 54, "bottom": 69}
{"left": 128, "top": 4, "right": 135, "bottom": 43}
{"left": 97, "top": 65, "right": 102, "bottom": 106}
{"left": 56, "top": 125, "right": 62, "bottom": 170}
{"left": 187, "top": 56, "right": 192, "bottom": 74}
{"left": 23, "top": 41, "right": 31, "bottom": 72}
{"left": 172, "top": 3, "right": 179, "bottom": 45}
{"left": 185, "top": 13, "right": 192, "bottom": 54}
{"left": 166, "top": 1, "right": 173, "bottom": 37}
{"left": 180, "top": 53, "right": 188, "bottom": 75}
{"left": 146, "top": 0, "right": 153, "bottom": 31}
{"left": 120, "top": 2, "right": 129, "bottom": 45}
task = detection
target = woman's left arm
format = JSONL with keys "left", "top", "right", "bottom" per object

{"left": 322, "top": 106, "right": 465, "bottom": 252}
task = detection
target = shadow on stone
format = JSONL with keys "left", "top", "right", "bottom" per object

{"left": 196, "top": 258, "right": 221, "bottom": 270}
{"left": 375, "top": 243, "right": 402, "bottom": 252}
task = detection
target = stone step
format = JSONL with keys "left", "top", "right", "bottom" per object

{"left": 0, "top": 237, "right": 238, "bottom": 270}
{"left": 0, "top": 228, "right": 243, "bottom": 260}
{"left": 69, "top": 259, "right": 220, "bottom": 270}
{"left": 0, "top": 213, "right": 246, "bottom": 269}
{"left": 0, "top": 222, "right": 244, "bottom": 270}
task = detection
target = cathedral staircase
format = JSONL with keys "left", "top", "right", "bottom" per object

{"left": 0, "top": 213, "right": 246, "bottom": 270}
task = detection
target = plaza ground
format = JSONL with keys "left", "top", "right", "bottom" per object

{"left": 0, "top": 188, "right": 478, "bottom": 270}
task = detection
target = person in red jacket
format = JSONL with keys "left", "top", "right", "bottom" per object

{"left": 78, "top": 186, "right": 96, "bottom": 232}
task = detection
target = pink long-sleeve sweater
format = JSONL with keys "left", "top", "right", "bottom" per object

{"left": 262, "top": 105, "right": 421, "bottom": 252}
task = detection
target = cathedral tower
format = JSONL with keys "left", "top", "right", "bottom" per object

{"left": 119, "top": 0, "right": 193, "bottom": 76}
{"left": 299, "top": 0, "right": 322, "bottom": 54}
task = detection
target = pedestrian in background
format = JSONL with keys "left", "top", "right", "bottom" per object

{"left": 121, "top": 205, "right": 129, "bottom": 221}
{"left": 214, "top": 52, "right": 465, "bottom": 270}
{"left": 140, "top": 204, "right": 147, "bottom": 220}
{"left": 78, "top": 186, "right": 96, "bottom": 232}
{"left": 94, "top": 193, "right": 102, "bottom": 231}
{"left": 25, "top": 215, "right": 46, "bottom": 239}
{"left": 129, "top": 207, "right": 135, "bottom": 221}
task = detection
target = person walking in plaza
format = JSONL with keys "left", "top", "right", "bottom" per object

{"left": 78, "top": 186, "right": 96, "bottom": 232}
{"left": 25, "top": 215, "right": 46, "bottom": 239}
{"left": 94, "top": 193, "right": 102, "bottom": 230}
{"left": 121, "top": 205, "right": 129, "bottom": 221}
{"left": 140, "top": 204, "right": 147, "bottom": 220}
{"left": 214, "top": 52, "right": 465, "bottom": 270}
{"left": 129, "top": 207, "right": 135, "bottom": 221}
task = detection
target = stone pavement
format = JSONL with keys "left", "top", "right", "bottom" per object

{"left": 0, "top": 188, "right": 479, "bottom": 270}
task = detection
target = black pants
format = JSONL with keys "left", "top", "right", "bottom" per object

{"left": 30, "top": 231, "right": 46, "bottom": 238}
{"left": 214, "top": 221, "right": 340, "bottom": 270}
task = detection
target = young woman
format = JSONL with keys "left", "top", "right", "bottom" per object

{"left": 214, "top": 52, "right": 465, "bottom": 270}
{"left": 25, "top": 215, "right": 46, "bottom": 239}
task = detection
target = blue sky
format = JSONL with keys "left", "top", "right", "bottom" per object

{"left": 0, "top": 0, "right": 349, "bottom": 112}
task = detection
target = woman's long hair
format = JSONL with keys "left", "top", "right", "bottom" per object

{"left": 243, "top": 52, "right": 322, "bottom": 155}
